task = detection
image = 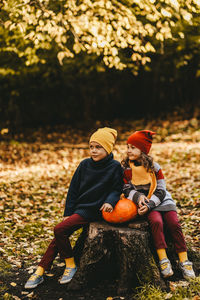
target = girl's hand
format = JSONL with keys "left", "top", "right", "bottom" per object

{"left": 63, "top": 216, "right": 70, "bottom": 221}
{"left": 100, "top": 203, "right": 113, "bottom": 212}
{"left": 138, "top": 205, "right": 149, "bottom": 215}
{"left": 138, "top": 195, "right": 149, "bottom": 208}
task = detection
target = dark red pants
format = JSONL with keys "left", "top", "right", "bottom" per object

{"left": 147, "top": 210, "right": 187, "bottom": 253}
{"left": 39, "top": 214, "right": 89, "bottom": 270}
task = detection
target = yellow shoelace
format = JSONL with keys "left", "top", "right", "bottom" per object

{"left": 160, "top": 262, "right": 168, "bottom": 270}
{"left": 184, "top": 265, "right": 192, "bottom": 270}
{"left": 29, "top": 274, "right": 40, "bottom": 281}
{"left": 64, "top": 268, "right": 72, "bottom": 276}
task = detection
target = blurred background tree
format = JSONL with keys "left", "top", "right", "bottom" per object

{"left": 0, "top": 0, "right": 200, "bottom": 131}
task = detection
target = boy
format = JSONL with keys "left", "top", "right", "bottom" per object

{"left": 25, "top": 127, "right": 123, "bottom": 288}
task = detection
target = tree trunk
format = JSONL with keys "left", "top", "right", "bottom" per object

{"left": 67, "top": 220, "right": 166, "bottom": 294}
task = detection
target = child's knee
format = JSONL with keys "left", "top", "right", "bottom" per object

{"left": 54, "top": 224, "right": 65, "bottom": 236}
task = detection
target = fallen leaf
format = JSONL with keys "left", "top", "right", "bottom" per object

{"left": 56, "top": 262, "right": 65, "bottom": 267}
{"left": 13, "top": 296, "right": 21, "bottom": 300}
{"left": 165, "top": 293, "right": 172, "bottom": 299}
{"left": 45, "top": 273, "right": 54, "bottom": 277}
{"left": 10, "top": 282, "right": 17, "bottom": 287}
{"left": 21, "top": 291, "right": 29, "bottom": 295}
{"left": 27, "top": 292, "right": 34, "bottom": 298}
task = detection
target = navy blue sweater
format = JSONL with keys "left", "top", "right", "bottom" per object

{"left": 64, "top": 153, "right": 123, "bottom": 220}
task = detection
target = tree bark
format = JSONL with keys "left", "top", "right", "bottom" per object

{"left": 67, "top": 220, "right": 166, "bottom": 294}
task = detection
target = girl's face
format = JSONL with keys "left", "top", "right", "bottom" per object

{"left": 127, "top": 144, "right": 141, "bottom": 161}
{"left": 89, "top": 141, "right": 108, "bottom": 161}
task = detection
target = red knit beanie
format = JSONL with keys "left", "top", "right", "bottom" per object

{"left": 127, "top": 130, "right": 156, "bottom": 154}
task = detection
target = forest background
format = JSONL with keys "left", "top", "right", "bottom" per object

{"left": 0, "top": 0, "right": 200, "bottom": 300}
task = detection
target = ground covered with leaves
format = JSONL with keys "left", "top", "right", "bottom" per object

{"left": 0, "top": 118, "right": 200, "bottom": 300}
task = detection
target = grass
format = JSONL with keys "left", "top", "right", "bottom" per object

{"left": 0, "top": 259, "right": 12, "bottom": 297}
{"left": 133, "top": 277, "right": 200, "bottom": 299}
{"left": 0, "top": 260, "right": 12, "bottom": 278}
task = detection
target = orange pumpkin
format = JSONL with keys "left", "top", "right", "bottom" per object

{"left": 102, "top": 198, "right": 137, "bottom": 223}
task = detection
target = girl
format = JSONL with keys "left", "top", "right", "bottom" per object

{"left": 25, "top": 127, "right": 123, "bottom": 289}
{"left": 122, "top": 130, "right": 195, "bottom": 279}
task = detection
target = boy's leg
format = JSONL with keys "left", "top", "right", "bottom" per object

{"left": 38, "top": 238, "right": 58, "bottom": 271}
{"left": 38, "top": 214, "right": 88, "bottom": 270}
{"left": 53, "top": 214, "right": 89, "bottom": 260}
{"left": 53, "top": 214, "right": 89, "bottom": 284}
{"left": 25, "top": 238, "right": 58, "bottom": 288}
{"left": 25, "top": 214, "right": 88, "bottom": 288}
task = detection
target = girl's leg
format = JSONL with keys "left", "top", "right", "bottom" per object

{"left": 147, "top": 210, "right": 167, "bottom": 250}
{"left": 38, "top": 214, "right": 88, "bottom": 270}
{"left": 163, "top": 211, "right": 195, "bottom": 279}
{"left": 147, "top": 210, "right": 173, "bottom": 277}
{"left": 163, "top": 211, "right": 187, "bottom": 254}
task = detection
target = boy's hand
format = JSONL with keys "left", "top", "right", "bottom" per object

{"left": 100, "top": 203, "right": 113, "bottom": 212}
{"left": 138, "top": 205, "right": 149, "bottom": 215}
{"left": 138, "top": 195, "right": 149, "bottom": 207}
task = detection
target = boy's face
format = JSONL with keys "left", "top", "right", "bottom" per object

{"left": 89, "top": 141, "right": 108, "bottom": 161}
{"left": 127, "top": 144, "right": 141, "bottom": 161}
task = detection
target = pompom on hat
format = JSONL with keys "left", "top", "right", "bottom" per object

{"left": 89, "top": 127, "right": 117, "bottom": 154}
{"left": 127, "top": 130, "right": 156, "bottom": 154}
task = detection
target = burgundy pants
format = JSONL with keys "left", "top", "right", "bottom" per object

{"left": 147, "top": 210, "right": 187, "bottom": 253}
{"left": 39, "top": 214, "right": 89, "bottom": 270}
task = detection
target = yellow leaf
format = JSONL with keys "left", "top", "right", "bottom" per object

{"left": 1, "top": 128, "right": 9, "bottom": 135}
{"left": 156, "top": 32, "right": 164, "bottom": 41}
{"left": 196, "top": 70, "right": 200, "bottom": 77}
{"left": 73, "top": 44, "right": 82, "bottom": 54}
{"left": 10, "top": 282, "right": 17, "bottom": 287}
{"left": 161, "top": 8, "right": 172, "bottom": 18}
{"left": 4, "top": 20, "right": 12, "bottom": 29}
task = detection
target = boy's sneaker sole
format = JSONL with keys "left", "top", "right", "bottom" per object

{"left": 60, "top": 277, "right": 72, "bottom": 284}
{"left": 59, "top": 267, "right": 77, "bottom": 284}
{"left": 24, "top": 275, "right": 44, "bottom": 289}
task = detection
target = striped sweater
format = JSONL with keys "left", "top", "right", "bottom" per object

{"left": 123, "top": 161, "right": 176, "bottom": 212}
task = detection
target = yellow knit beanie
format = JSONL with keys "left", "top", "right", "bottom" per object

{"left": 89, "top": 127, "right": 117, "bottom": 154}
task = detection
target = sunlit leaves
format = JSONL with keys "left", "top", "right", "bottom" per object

{"left": 0, "top": 0, "right": 200, "bottom": 71}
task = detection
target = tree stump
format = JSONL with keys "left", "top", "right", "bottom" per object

{"left": 67, "top": 220, "right": 166, "bottom": 294}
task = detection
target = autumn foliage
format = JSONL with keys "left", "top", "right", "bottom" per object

{"left": 1, "top": 0, "right": 200, "bottom": 71}
{"left": 0, "top": 0, "right": 200, "bottom": 128}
